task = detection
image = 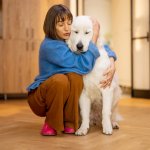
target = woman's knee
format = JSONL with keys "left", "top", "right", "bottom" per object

{"left": 67, "top": 73, "right": 83, "bottom": 87}
{"left": 28, "top": 92, "right": 46, "bottom": 117}
{"left": 45, "top": 74, "right": 70, "bottom": 92}
{"left": 52, "top": 74, "right": 69, "bottom": 87}
{"left": 46, "top": 74, "right": 70, "bottom": 104}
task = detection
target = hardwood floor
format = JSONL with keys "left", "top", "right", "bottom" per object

{"left": 0, "top": 96, "right": 150, "bottom": 150}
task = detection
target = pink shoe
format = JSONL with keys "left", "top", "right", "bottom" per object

{"left": 41, "top": 123, "right": 57, "bottom": 136}
{"left": 64, "top": 127, "right": 75, "bottom": 134}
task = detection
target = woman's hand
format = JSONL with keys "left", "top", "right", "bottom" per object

{"left": 100, "top": 57, "right": 116, "bottom": 88}
{"left": 90, "top": 17, "right": 100, "bottom": 44}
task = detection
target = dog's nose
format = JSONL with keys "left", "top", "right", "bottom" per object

{"left": 77, "top": 42, "right": 83, "bottom": 51}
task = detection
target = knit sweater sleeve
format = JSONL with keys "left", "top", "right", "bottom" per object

{"left": 41, "top": 40, "right": 100, "bottom": 72}
{"left": 104, "top": 44, "right": 117, "bottom": 61}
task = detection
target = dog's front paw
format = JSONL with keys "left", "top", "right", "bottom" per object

{"left": 75, "top": 127, "right": 89, "bottom": 136}
{"left": 112, "top": 121, "right": 119, "bottom": 129}
{"left": 102, "top": 118, "right": 113, "bottom": 135}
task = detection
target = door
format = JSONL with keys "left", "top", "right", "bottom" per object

{"left": 0, "top": 40, "right": 3, "bottom": 93}
{"left": 29, "top": 0, "right": 70, "bottom": 40}
{"left": 131, "top": 0, "right": 150, "bottom": 98}
{"left": 3, "top": 40, "right": 31, "bottom": 93}
{"left": 1, "top": 0, "right": 70, "bottom": 95}
{"left": 29, "top": 40, "right": 40, "bottom": 83}
{"left": 3, "top": 0, "right": 29, "bottom": 40}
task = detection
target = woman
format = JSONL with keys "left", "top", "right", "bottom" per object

{"left": 27, "top": 4, "right": 116, "bottom": 136}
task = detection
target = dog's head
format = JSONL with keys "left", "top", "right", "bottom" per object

{"left": 67, "top": 16, "right": 93, "bottom": 54}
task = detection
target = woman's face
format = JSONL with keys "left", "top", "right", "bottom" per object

{"left": 55, "top": 17, "right": 72, "bottom": 40}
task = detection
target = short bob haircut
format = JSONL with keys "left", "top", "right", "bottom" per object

{"left": 43, "top": 4, "right": 73, "bottom": 40}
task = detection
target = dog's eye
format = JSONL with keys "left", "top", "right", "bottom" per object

{"left": 85, "top": 31, "right": 90, "bottom": 34}
{"left": 74, "top": 31, "right": 78, "bottom": 34}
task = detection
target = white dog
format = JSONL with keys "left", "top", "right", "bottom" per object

{"left": 67, "top": 16, "right": 122, "bottom": 135}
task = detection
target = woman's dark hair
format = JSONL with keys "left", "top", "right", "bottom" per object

{"left": 43, "top": 4, "right": 73, "bottom": 40}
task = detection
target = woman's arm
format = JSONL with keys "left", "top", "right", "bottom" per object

{"left": 100, "top": 57, "right": 116, "bottom": 88}
{"left": 42, "top": 40, "right": 100, "bottom": 73}
{"left": 41, "top": 19, "right": 101, "bottom": 74}
{"left": 90, "top": 17, "right": 100, "bottom": 44}
{"left": 104, "top": 44, "right": 117, "bottom": 61}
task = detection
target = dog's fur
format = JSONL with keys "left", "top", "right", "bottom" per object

{"left": 67, "top": 16, "right": 122, "bottom": 135}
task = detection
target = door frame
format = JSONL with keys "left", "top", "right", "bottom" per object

{"left": 131, "top": 0, "right": 150, "bottom": 98}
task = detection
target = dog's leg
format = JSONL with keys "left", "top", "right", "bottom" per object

{"left": 112, "top": 108, "right": 120, "bottom": 129}
{"left": 101, "top": 88, "right": 113, "bottom": 135}
{"left": 75, "top": 91, "right": 91, "bottom": 136}
{"left": 112, "top": 85, "right": 122, "bottom": 129}
{"left": 111, "top": 100, "right": 120, "bottom": 129}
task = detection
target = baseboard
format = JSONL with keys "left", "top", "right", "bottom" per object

{"left": 1, "top": 86, "right": 131, "bottom": 100}
{"left": 132, "top": 90, "right": 150, "bottom": 99}
{"left": 1, "top": 87, "right": 149, "bottom": 100}
{"left": 120, "top": 85, "right": 131, "bottom": 95}
{"left": 0, "top": 93, "right": 28, "bottom": 100}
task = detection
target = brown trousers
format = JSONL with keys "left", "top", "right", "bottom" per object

{"left": 28, "top": 73, "right": 83, "bottom": 131}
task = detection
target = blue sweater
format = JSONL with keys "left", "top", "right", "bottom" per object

{"left": 27, "top": 38, "right": 116, "bottom": 91}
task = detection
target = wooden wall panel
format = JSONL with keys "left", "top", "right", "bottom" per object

{"left": 3, "top": 40, "right": 31, "bottom": 93}
{"left": 0, "top": 40, "right": 3, "bottom": 93}
{"left": 47, "top": 0, "right": 70, "bottom": 8}
{"left": 3, "top": 0, "right": 29, "bottom": 40}
{"left": 1, "top": 0, "right": 70, "bottom": 94}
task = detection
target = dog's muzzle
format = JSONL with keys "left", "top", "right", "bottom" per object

{"left": 76, "top": 42, "right": 84, "bottom": 52}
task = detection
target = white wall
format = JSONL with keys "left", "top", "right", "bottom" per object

{"left": 84, "top": 0, "right": 131, "bottom": 87}
{"left": 70, "top": 0, "right": 77, "bottom": 17}
{"left": 111, "top": 0, "right": 131, "bottom": 87}
{"left": 84, "top": 0, "right": 112, "bottom": 41}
